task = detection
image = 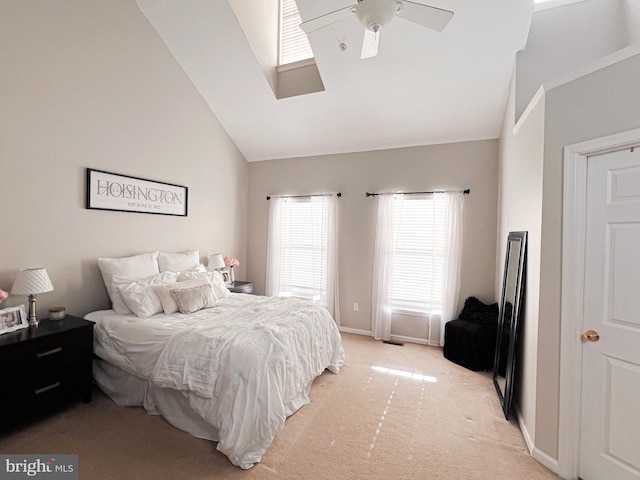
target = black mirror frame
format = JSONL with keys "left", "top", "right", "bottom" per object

{"left": 493, "top": 231, "right": 527, "bottom": 420}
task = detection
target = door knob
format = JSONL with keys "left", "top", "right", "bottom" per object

{"left": 582, "top": 330, "right": 600, "bottom": 342}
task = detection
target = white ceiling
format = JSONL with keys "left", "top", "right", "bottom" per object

{"left": 137, "top": 0, "right": 534, "bottom": 162}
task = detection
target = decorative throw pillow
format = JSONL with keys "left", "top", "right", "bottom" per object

{"left": 157, "top": 250, "right": 200, "bottom": 273}
{"left": 155, "top": 277, "right": 216, "bottom": 315}
{"left": 170, "top": 284, "right": 217, "bottom": 314}
{"left": 110, "top": 276, "right": 135, "bottom": 315}
{"left": 458, "top": 296, "right": 499, "bottom": 325}
{"left": 110, "top": 272, "right": 177, "bottom": 315}
{"left": 177, "top": 270, "right": 231, "bottom": 298}
{"left": 183, "top": 264, "right": 207, "bottom": 274}
{"left": 98, "top": 251, "right": 160, "bottom": 306}
{"left": 115, "top": 272, "right": 178, "bottom": 318}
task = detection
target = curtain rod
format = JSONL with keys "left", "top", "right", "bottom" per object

{"left": 266, "top": 193, "right": 342, "bottom": 200}
{"left": 365, "top": 189, "right": 470, "bottom": 197}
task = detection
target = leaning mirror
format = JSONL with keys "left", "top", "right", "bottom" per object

{"left": 493, "top": 231, "right": 527, "bottom": 420}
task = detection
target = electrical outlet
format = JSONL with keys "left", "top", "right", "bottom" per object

{"left": 353, "top": 303, "right": 359, "bottom": 312}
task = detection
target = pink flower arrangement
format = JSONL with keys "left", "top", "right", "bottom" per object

{"left": 224, "top": 257, "right": 239, "bottom": 268}
{"left": 0, "top": 288, "right": 8, "bottom": 303}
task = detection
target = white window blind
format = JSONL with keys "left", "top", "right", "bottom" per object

{"left": 279, "top": 0, "right": 313, "bottom": 65}
{"left": 390, "top": 195, "right": 445, "bottom": 314}
{"left": 279, "top": 197, "right": 328, "bottom": 302}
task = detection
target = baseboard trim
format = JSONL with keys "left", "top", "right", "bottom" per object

{"left": 532, "top": 447, "right": 560, "bottom": 476}
{"left": 338, "top": 328, "right": 436, "bottom": 347}
{"left": 515, "top": 407, "right": 534, "bottom": 453}
{"left": 339, "top": 327, "right": 373, "bottom": 337}
{"left": 514, "top": 406, "right": 560, "bottom": 476}
{"left": 389, "top": 334, "right": 432, "bottom": 346}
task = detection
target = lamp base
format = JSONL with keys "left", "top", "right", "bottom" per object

{"left": 28, "top": 294, "right": 39, "bottom": 327}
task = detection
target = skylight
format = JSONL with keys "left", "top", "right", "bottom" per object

{"left": 279, "top": 0, "right": 314, "bottom": 66}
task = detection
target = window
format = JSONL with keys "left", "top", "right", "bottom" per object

{"left": 266, "top": 195, "right": 340, "bottom": 321}
{"left": 389, "top": 195, "right": 445, "bottom": 314}
{"left": 372, "top": 191, "right": 464, "bottom": 344}
{"left": 280, "top": 198, "right": 327, "bottom": 301}
{"left": 279, "top": 0, "right": 313, "bottom": 66}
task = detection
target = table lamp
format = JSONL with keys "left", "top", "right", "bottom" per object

{"left": 207, "top": 254, "right": 225, "bottom": 271}
{"left": 11, "top": 268, "right": 54, "bottom": 326}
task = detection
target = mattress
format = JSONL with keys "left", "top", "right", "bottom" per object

{"left": 87, "top": 293, "right": 345, "bottom": 469}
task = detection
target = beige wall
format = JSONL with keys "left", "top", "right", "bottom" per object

{"left": 535, "top": 51, "right": 640, "bottom": 460}
{"left": 504, "top": 16, "right": 640, "bottom": 464}
{"left": 515, "top": 0, "right": 624, "bottom": 121}
{"left": 498, "top": 71, "right": 545, "bottom": 453}
{"left": 501, "top": 1, "right": 640, "bottom": 463}
{"left": 0, "top": 0, "right": 248, "bottom": 317}
{"left": 624, "top": 0, "right": 640, "bottom": 44}
{"left": 247, "top": 141, "right": 499, "bottom": 341}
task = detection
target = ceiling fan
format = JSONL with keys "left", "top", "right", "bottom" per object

{"left": 299, "top": 0, "right": 454, "bottom": 59}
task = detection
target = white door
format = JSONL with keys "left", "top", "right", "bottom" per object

{"left": 580, "top": 147, "right": 640, "bottom": 480}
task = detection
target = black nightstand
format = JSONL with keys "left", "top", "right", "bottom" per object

{"left": 228, "top": 281, "right": 253, "bottom": 294}
{"left": 0, "top": 315, "right": 94, "bottom": 429}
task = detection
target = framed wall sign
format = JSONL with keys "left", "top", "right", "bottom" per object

{"left": 86, "top": 169, "right": 188, "bottom": 217}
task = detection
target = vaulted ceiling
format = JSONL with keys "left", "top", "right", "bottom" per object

{"left": 137, "top": 0, "right": 534, "bottom": 161}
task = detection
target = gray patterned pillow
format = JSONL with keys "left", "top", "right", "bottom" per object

{"left": 170, "top": 284, "right": 217, "bottom": 314}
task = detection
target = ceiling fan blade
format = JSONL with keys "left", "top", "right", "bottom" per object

{"left": 396, "top": 1, "right": 454, "bottom": 32}
{"left": 360, "top": 28, "right": 380, "bottom": 59}
{"left": 299, "top": 5, "right": 356, "bottom": 34}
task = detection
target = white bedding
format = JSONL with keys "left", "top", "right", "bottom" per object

{"left": 87, "top": 293, "right": 345, "bottom": 469}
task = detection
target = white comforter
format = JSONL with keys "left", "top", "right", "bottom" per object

{"left": 88, "top": 294, "right": 344, "bottom": 469}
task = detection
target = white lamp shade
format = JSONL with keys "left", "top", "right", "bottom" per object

{"left": 11, "top": 268, "right": 54, "bottom": 295}
{"left": 207, "top": 254, "right": 225, "bottom": 271}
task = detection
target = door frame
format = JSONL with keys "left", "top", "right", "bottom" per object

{"left": 559, "top": 127, "right": 640, "bottom": 480}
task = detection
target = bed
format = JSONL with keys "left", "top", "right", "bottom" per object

{"left": 87, "top": 250, "right": 345, "bottom": 469}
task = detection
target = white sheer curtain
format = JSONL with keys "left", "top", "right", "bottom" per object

{"left": 372, "top": 194, "right": 398, "bottom": 341}
{"left": 440, "top": 192, "right": 465, "bottom": 345}
{"left": 265, "top": 195, "right": 340, "bottom": 324}
{"left": 265, "top": 197, "right": 283, "bottom": 297}
{"left": 324, "top": 195, "right": 340, "bottom": 324}
{"left": 371, "top": 192, "right": 464, "bottom": 345}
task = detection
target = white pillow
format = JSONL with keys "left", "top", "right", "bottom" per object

{"left": 176, "top": 264, "right": 207, "bottom": 275}
{"left": 110, "top": 276, "right": 135, "bottom": 314}
{"left": 177, "top": 270, "right": 231, "bottom": 298}
{"left": 114, "top": 272, "right": 178, "bottom": 318}
{"left": 171, "top": 284, "right": 217, "bottom": 314}
{"left": 98, "top": 252, "right": 160, "bottom": 305}
{"left": 112, "top": 273, "right": 179, "bottom": 314}
{"left": 157, "top": 250, "right": 200, "bottom": 273}
{"left": 155, "top": 277, "right": 217, "bottom": 315}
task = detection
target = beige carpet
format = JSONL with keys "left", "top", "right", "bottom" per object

{"left": 0, "top": 333, "right": 558, "bottom": 479}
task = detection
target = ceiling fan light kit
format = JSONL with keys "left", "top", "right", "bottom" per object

{"left": 355, "top": 0, "right": 399, "bottom": 31}
{"left": 299, "top": 0, "right": 454, "bottom": 60}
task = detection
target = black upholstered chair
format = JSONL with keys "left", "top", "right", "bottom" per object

{"left": 443, "top": 297, "right": 499, "bottom": 371}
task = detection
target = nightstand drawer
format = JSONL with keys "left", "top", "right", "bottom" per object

{"left": 4, "top": 374, "right": 79, "bottom": 412}
{"left": 33, "top": 328, "right": 92, "bottom": 369}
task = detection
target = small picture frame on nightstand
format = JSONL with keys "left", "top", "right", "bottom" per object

{"left": 0, "top": 305, "right": 28, "bottom": 335}
{"left": 221, "top": 270, "right": 232, "bottom": 286}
